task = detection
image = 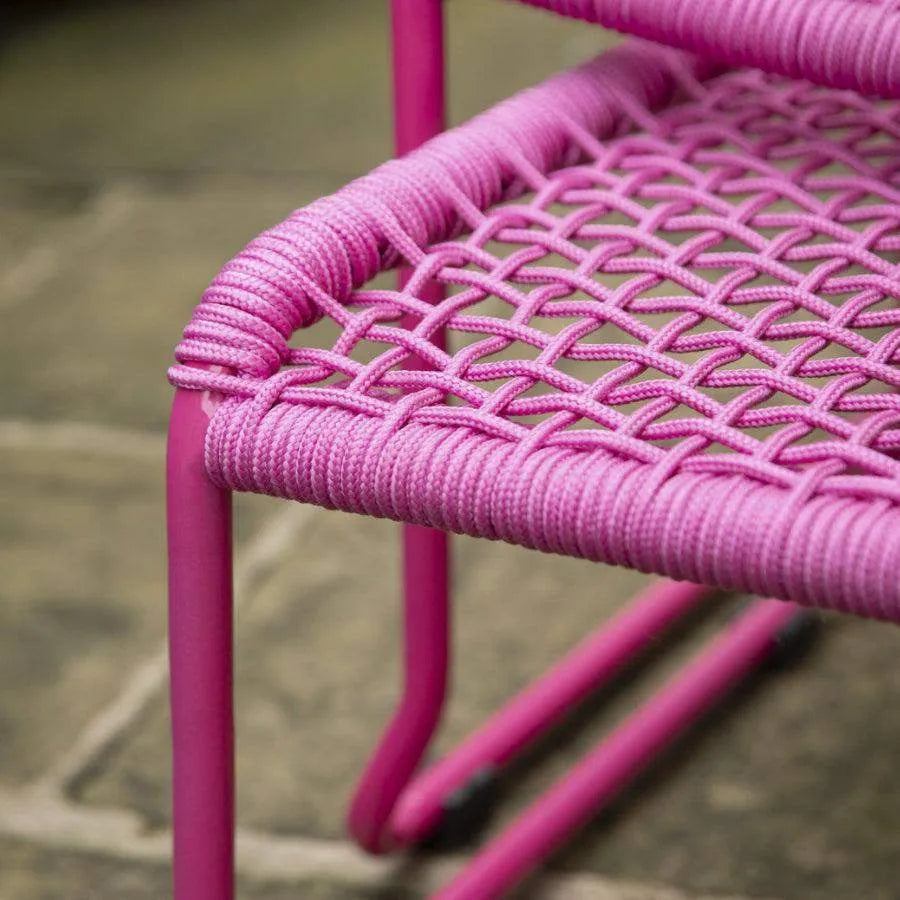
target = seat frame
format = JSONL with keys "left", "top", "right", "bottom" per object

{"left": 167, "top": 3, "right": 837, "bottom": 898}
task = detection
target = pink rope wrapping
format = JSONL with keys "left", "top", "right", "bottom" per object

{"left": 515, "top": 0, "right": 900, "bottom": 98}
{"left": 171, "top": 42, "right": 900, "bottom": 621}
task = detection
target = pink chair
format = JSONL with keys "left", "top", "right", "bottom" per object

{"left": 167, "top": 1, "right": 900, "bottom": 897}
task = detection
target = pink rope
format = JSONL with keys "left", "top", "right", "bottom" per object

{"left": 516, "top": 0, "right": 900, "bottom": 98}
{"left": 172, "top": 44, "right": 696, "bottom": 382}
{"left": 170, "top": 42, "right": 900, "bottom": 620}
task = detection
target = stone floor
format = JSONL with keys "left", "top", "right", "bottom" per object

{"left": 1, "top": 2, "right": 899, "bottom": 898}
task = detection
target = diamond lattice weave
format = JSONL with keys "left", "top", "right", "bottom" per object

{"left": 171, "top": 44, "right": 900, "bottom": 620}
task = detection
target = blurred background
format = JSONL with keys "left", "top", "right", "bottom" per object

{"left": 1, "top": 2, "right": 899, "bottom": 898}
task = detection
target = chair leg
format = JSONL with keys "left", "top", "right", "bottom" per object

{"left": 167, "top": 387, "right": 234, "bottom": 900}
{"left": 347, "top": 523, "right": 450, "bottom": 852}
{"left": 348, "top": 1, "right": 449, "bottom": 851}
{"left": 391, "top": 580, "right": 710, "bottom": 845}
{"left": 432, "top": 599, "right": 809, "bottom": 900}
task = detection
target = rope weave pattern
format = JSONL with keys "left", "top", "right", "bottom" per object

{"left": 171, "top": 44, "right": 900, "bottom": 619}
{"left": 516, "top": 0, "right": 900, "bottom": 98}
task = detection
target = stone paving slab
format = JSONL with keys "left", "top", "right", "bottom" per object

{"left": 0, "top": 839, "right": 396, "bottom": 900}
{"left": 0, "top": 446, "right": 170, "bottom": 786}
{"left": 556, "top": 616, "right": 900, "bottom": 900}
{"left": 0, "top": 840, "right": 172, "bottom": 900}
{"left": 0, "top": 443, "right": 274, "bottom": 787}
{"left": 1, "top": 833, "right": 762, "bottom": 900}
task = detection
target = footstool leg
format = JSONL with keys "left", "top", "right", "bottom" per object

{"left": 167, "top": 387, "right": 234, "bottom": 900}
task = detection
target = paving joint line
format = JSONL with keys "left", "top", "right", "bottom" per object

{"left": 0, "top": 788, "right": 765, "bottom": 900}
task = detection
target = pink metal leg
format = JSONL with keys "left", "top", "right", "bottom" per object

{"left": 434, "top": 599, "right": 804, "bottom": 900}
{"left": 347, "top": 520, "right": 450, "bottom": 852}
{"left": 346, "top": 0, "right": 449, "bottom": 854}
{"left": 391, "top": 0, "right": 448, "bottom": 685}
{"left": 168, "top": 386, "right": 234, "bottom": 900}
{"left": 391, "top": 0, "right": 445, "bottom": 155}
{"left": 390, "top": 579, "right": 709, "bottom": 845}
{"left": 351, "top": 5, "right": 712, "bottom": 860}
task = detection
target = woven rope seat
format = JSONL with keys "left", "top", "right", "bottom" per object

{"left": 171, "top": 42, "right": 900, "bottom": 622}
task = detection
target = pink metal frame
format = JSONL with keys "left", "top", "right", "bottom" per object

{"left": 168, "top": 383, "right": 234, "bottom": 900}
{"left": 166, "top": 2, "right": 809, "bottom": 898}
{"left": 346, "top": 0, "right": 450, "bottom": 854}
{"left": 432, "top": 598, "right": 803, "bottom": 899}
